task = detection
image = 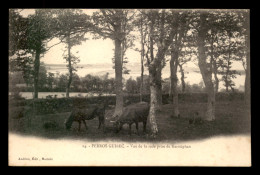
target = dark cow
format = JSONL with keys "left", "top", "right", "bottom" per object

{"left": 114, "top": 102, "right": 149, "bottom": 135}
{"left": 65, "top": 104, "right": 106, "bottom": 132}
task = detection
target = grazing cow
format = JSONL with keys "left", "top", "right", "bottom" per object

{"left": 65, "top": 104, "right": 106, "bottom": 132}
{"left": 114, "top": 102, "right": 149, "bottom": 135}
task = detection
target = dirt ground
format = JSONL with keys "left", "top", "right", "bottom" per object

{"left": 8, "top": 100, "right": 251, "bottom": 143}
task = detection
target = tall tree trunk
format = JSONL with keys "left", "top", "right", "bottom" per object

{"left": 210, "top": 37, "right": 219, "bottom": 93}
{"left": 156, "top": 63, "right": 162, "bottom": 111}
{"left": 179, "top": 64, "right": 185, "bottom": 93}
{"left": 147, "top": 51, "right": 165, "bottom": 136}
{"left": 197, "top": 14, "right": 215, "bottom": 121}
{"left": 225, "top": 41, "right": 231, "bottom": 92}
{"left": 139, "top": 14, "right": 146, "bottom": 102}
{"left": 140, "top": 27, "right": 145, "bottom": 102}
{"left": 170, "top": 50, "right": 179, "bottom": 117}
{"left": 244, "top": 11, "right": 250, "bottom": 107}
{"left": 148, "top": 64, "right": 160, "bottom": 137}
{"left": 146, "top": 10, "right": 175, "bottom": 136}
{"left": 146, "top": 12, "right": 160, "bottom": 137}
{"left": 113, "top": 38, "right": 124, "bottom": 117}
{"left": 66, "top": 35, "right": 72, "bottom": 98}
{"left": 140, "top": 52, "right": 144, "bottom": 102}
{"left": 33, "top": 48, "right": 41, "bottom": 99}
{"left": 225, "top": 34, "right": 232, "bottom": 93}
{"left": 224, "top": 61, "right": 231, "bottom": 93}
{"left": 225, "top": 81, "right": 229, "bottom": 92}
{"left": 213, "top": 60, "right": 219, "bottom": 93}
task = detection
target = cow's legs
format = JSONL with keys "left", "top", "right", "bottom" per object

{"left": 115, "top": 122, "right": 122, "bottom": 133}
{"left": 143, "top": 121, "right": 147, "bottom": 133}
{"left": 129, "top": 124, "right": 132, "bottom": 135}
{"left": 78, "top": 121, "right": 81, "bottom": 131}
{"left": 135, "top": 122, "right": 139, "bottom": 135}
{"left": 98, "top": 117, "right": 103, "bottom": 129}
{"left": 101, "top": 120, "right": 105, "bottom": 133}
{"left": 119, "top": 123, "right": 123, "bottom": 131}
{"left": 82, "top": 120, "right": 88, "bottom": 130}
{"left": 98, "top": 120, "right": 101, "bottom": 129}
{"left": 98, "top": 116, "right": 105, "bottom": 132}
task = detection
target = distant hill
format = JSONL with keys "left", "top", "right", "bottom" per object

{"left": 45, "top": 63, "right": 245, "bottom": 77}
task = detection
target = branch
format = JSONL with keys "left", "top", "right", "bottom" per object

{"left": 94, "top": 28, "right": 114, "bottom": 39}
{"left": 45, "top": 35, "right": 58, "bottom": 44}
{"left": 45, "top": 40, "right": 63, "bottom": 52}
{"left": 145, "top": 36, "right": 151, "bottom": 65}
{"left": 127, "top": 10, "right": 136, "bottom": 21}
{"left": 241, "top": 58, "right": 247, "bottom": 71}
{"left": 101, "top": 10, "right": 116, "bottom": 28}
{"left": 189, "top": 22, "right": 199, "bottom": 32}
{"left": 106, "top": 23, "right": 115, "bottom": 33}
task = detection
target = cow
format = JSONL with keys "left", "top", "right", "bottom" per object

{"left": 65, "top": 103, "right": 106, "bottom": 132}
{"left": 113, "top": 102, "right": 149, "bottom": 135}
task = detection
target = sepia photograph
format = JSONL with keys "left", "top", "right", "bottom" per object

{"left": 8, "top": 9, "right": 251, "bottom": 166}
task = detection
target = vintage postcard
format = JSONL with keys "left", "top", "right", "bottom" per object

{"left": 8, "top": 9, "right": 251, "bottom": 166}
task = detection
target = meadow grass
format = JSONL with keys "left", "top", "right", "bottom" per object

{"left": 9, "top": 100, "right": 250, "bottom": 143}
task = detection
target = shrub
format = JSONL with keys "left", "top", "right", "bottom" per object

{"left": 9, "top": 92, "right": 245, "bottom": 115}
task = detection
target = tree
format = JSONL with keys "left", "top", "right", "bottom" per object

{"left": 215, "top": 12, "right": 242, "bottom": 92}
{"left": 111, "top": 32, "right": 134, "bottom": 75}
{"left": 141, "top": 10, "right": 177, "bottom": 136}
{"left": 38, "top": 62, "right": 48, "bottom": 90}
{"left": 9, "top": 9, "right": 28, "bottom": 56}
{"left": 125, "top": 77, "right": 138, "bottom": 94}
{"left": 136, "top": 75, "right": 150, "bottom": 94}
{"left": 9, "top": 9, "right": 34, "bottom": 90}
{"left": 92, "top": 9, "right": 135, "bottom": 117}
{"left": 134, "top": 11, "right": 149, "bottom": 102}
{"left": 191, "top": 11, "right": 216, "bottom": 121}
{"left": 71, "top": 73, "right": 81, "bottom": 92}
{"left": 57, "top": 74, "right": 68, "bottom": 91}
{"left": 177, "top": 32, "right": 195, "bottom": 93}
{"left": 186, "top": 10, "right": 247, "bottom": 121}
{"left": 168, "top": 10, "right": 190, "bottom": 117}
{"left": 101, "top": 72, "right": 110, "bottom": 93}
{"left": 199, "top": 11, "right": 245, "bottom": 93}
{"left": 244, "top": 12, "right": 250, "bottom": 107}
{"left": 26, "top": 10, "right": 57, "bottom": 99}
{"left": 52, "top": 9, "right": 92, "bottom": 97}
{"left": 9, "top": 9, "right": 60, "bottom": 99}
{"left": 207, "top": 24, "right": 221, "bottom": 93}
{"left": 9, "top": 53, "right": 34, "bottom": 88}
{"left": 46, "top": 72, "right": 55, "bottom": 90}
{"left": 237, "top": 10, "right": 250, "bottom": 106}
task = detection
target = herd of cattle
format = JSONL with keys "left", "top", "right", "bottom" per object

{"left": 65, "top": 102, "right": 149, "bottom": 135}
{"left": 9, "top": 102, "right": 150, "bottom": 135}
{"left": 9, "top": 101, "right": 205, "bottom": 135}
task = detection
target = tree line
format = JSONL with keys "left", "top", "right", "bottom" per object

{"left": 9, "top": 62, "right": 210, "bottom": 94}
{"left": 9, "top": 9, "right": 250, "bottom": 137}
{"left": 9, "top": 63, "right": 115, "bottom": 93}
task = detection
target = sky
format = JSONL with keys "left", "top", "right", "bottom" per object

{"left": 17, "top": 9, "right": 246, "bottom": 91}
{"left": 19, "top": 9, "right": 140, "bottom": 65}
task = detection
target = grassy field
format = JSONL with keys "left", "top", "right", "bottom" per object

{"left": 8, "top": 100, "right": 250, "bottom": 143}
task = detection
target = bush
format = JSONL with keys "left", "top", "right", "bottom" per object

{"left": 22, "top": 96, "right": 117, "bottom": 115}
{"left": 9, "top": 92, "right": 245, "bottom": 115}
